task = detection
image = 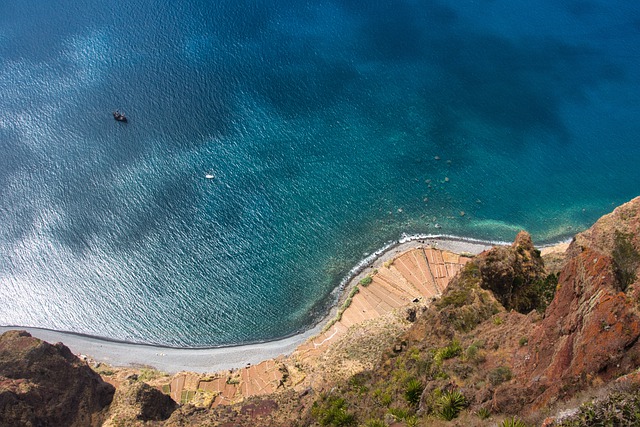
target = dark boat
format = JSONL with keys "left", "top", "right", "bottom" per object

{"left": 113, "top": 110, "right": 128, "bottom": 122}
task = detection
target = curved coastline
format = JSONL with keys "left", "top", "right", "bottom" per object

{"left": 0, "top": 234, "right": 570, "bottom": 373}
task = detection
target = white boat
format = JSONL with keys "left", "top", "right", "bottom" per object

{"left": 205, "top": 174, "right": 215, "bottom": 179}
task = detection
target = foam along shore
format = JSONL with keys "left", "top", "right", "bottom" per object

{"left": 0, "top": 236, "right": 508, "bottom": 374}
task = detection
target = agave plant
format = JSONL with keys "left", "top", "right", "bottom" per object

{"left": 404, "top": 378, "right": 424, "bottom": 406}
{"left": 435, "top": 390, "right": 467, "bottom": 421}
{"left": 476, "top": 407, "right": 491, "bottom": 420}
{"left": 500, "top": 416, "right": 528, "bottom": 427}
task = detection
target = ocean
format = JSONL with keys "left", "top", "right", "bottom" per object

{"left": 1, "top": 0, "right": 639, "bottom": 347}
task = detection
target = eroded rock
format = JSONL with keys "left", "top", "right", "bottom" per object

{"left": 0, "top": 330, "right": 115, "bottom": 427}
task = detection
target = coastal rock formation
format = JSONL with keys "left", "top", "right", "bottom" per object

{"left": 104, "top": 381, "right": 177, "bottom": 424}
{"left": 432, "top": 198, "right": 640, "bottom": 416}
{"left": 430, "top": 261, "right": 502, "bottom": 336}
{"left": 313, "top": 198, "right": 640, "bottom": 424}
{"left": 477, "top": 230, "right": 546, "bottom": 313}
{"left": 0, "top": 330, "right": 114, "bottom": 427}
{"left": 514, "top": 196, "right": 640, "bottom": 411}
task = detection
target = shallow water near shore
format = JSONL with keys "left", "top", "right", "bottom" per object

{"left": 1, "top": 0, "right": 639, "bottom": 346}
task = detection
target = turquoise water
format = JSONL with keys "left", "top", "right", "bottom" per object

{"left": 1, "top": 0, "right": 639, "bottom": 346}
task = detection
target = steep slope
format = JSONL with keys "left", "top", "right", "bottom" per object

{"left": 299, "top": 198, "right": 640, "bottom": 425}
{"left": 0, "top": 330, "right": 115, "bottom": 427}
{"left": 513, "top": 196, "right": 640, "bottom": 412}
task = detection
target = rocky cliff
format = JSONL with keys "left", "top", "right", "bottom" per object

{"left": 0, "top": 330, "right": 115, "bottom": 427}
{"left": 514, "top": 196, "right": 640, "bottom": 412}
{"left": 296, "top": 197, "right": 640, "bottom": 426}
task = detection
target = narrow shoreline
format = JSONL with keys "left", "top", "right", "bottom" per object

{"left": 0, "top": 235, "right": 570, "bottom": 374}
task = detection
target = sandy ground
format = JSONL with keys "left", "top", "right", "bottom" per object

{"left": 540, "top": 241, "right": 570, "bottom": 255}
{"left": 1, "top": 237, "right": 514, "bottom": 374}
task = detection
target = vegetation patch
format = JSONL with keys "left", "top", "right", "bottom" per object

{"left": 478, "top": 239, "right": 550, "bottom": 314}
{"left": 138, "top": 368, "right": 168, "bottom": 382}
{"left": 434, "top": 340, "right": 462, "bottom": 365}
{"left": 488, "top": 366, "right": 513, "bottom": 386}
{"left": 404, "top": 378, "right": 423, "bottom": 406}
{"left": 323, "top": 286, "right": 360, "bottom": 330}
{"left": 477, "top": 407, "right": 491, "bottom": 419}
{"left": 388, "top": 406, "right": 411, "bottom": 420}
{"left": 359, "top": 275, "right": 373, "bottom": 287}
{"left": 531, "top": 273, "right": 559, "bottom": 312}
{"left": 434, "top": 389, "right": 467, "bottom": 420}
{"left": 556, "top": 383, "right": 640, "bottom": 426}
{"left": 435, "top": 262, "right": 500, "bottom": 332}
{"left": 436, "top": 263, "right": 480, "bottom": 309}
{"left": 311, "top": 395, "right": 357, "bottom": 427}
{"left": 500, "top": 416, "right": 528, "bottom": 427}
{"left": 612, "top": 231, "right": 640, "bottom": 291}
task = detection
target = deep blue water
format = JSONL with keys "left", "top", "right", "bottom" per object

{"left": 1, "top": 0, "right": 639, "bottom": 346}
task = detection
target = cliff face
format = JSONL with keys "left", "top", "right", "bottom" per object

{"left": 515, "top": 197, "right": 640, "bottom": 410}
{"left": 368, "top": 198, "right": 640, "bottom": 422}
{"left": 0, "top": 330, "right": 115, "bottom": 427}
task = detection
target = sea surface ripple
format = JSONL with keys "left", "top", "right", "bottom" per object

{"left": 0, "top": 0, "right": 639, "bottom": 346}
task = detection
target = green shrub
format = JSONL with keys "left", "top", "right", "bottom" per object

{"left": 416, "top": 357, "right": 433, "bottom": 377}
{"left": 555, "top": 384, "right": 640, "bottom": 426}
{"left": 463, "top": 340, "right": 487, "bottom": 364}
{"left": 488, "top": 366, "right": 513, "bottom": 386}
{"left": 529, "top": 272, "right": 559, "bottom": 312}
{"left": 500, "top": 416, "right": 528, "bottom": 427}
{"left": 359, "top": 275, "right": 373, "bottom": 287}
{"left": 465, "top": 343, "right": 478, "bottom": 360}
{"left": 519, "top": 337, "right": 528, "bottom": 347}
{"left": 404, "top": 416, "right": 419, "bottom": 427}
{"left": 434, "top": 340, "right": 462, "bottom": 364}
{"left": 388, "top": 407, "right": 411, "bottom": 420}
{"left": 436, "top": 263, "right": 480, "bottom": 309}
{"left": 311, "top": 396, "right": 357, "bottom": 427}
{"left": 434, "top": 390, "right": 467, "bottom": 420}
{"left": 492, "top": 316, "right": 503, "bottom": 325}
{"left": 612, "top": 231, "right": 640, "bottom": 291}
{"left": 347, "top": 374, "right": 369, "bottom": 394}
{"left": 363, "top": 419, "right": 386, "bottom": 427}
{"left": 373, "top": 388, "right": 393, "bottom": 407}
{"left": 138, "top": 368, "right": 166, "bottom": 382}
{"left": 404, "top": 378, "right": 424, "bottom": 406}
{"left": 349, "top": 286, "right": 360, "bottom": 298}
{"left": 477, "top": 407, "right": 491, "bottom": 419}
{"left": 434, "top": 370, "right": 450, "bottom": 380}
{"left": 437, "top": 289, "right": 471, "bottom": 308}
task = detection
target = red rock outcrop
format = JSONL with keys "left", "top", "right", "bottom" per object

{"left": 515, "top": 196, "right": 640, "bottom": 411}
{"left": 0, "top": 330, "right": 115, "bottom": 427}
